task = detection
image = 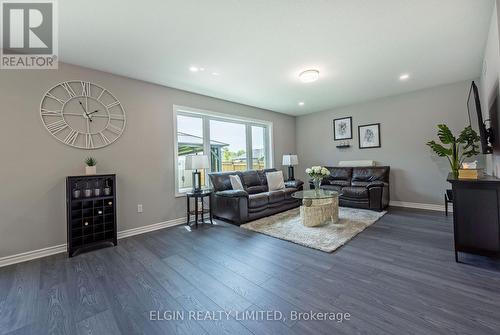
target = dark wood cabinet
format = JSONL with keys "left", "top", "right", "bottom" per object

{"left": 448, "top": 174, "right": 500, "bottom": 262}
{"left": 66, "top": 174, "right": 117, "bottom": 257}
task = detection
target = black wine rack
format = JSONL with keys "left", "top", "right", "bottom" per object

{"left": 66, "top": 174, "right": 117, "bottom": 257}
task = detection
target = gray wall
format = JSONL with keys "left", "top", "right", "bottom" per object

{"left": 0, "top": 63, "right": 296, "bottom": 258}
{"left": 296, "top": 80, "right": 475, "bottom": 205}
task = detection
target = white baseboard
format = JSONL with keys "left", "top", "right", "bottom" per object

{"left": 0, "top": 217, "right": 185, "bottom": 268}
{"left": 390, "top": 200, "right": 452, "bottom": 213}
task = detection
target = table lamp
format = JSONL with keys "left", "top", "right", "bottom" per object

{"left": 282, "top": 154, "right": 299, "bottom": 181}
{"left": 185, "top": 155, "right": 209, "bottom": 192}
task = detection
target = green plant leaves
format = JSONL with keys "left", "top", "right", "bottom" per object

{"left": 436, "top": 124, "right": 455, "bottom": 144}
{"left": 426, "top": 141, "right": 452, "bottom": 157}
{"left": 426, "top": 124, "right": 480, "bottom": 173}
{"left": 458, "top": 126, "right": 480, "bottom": 158}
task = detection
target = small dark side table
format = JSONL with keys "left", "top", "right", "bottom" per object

{"left": 186, "top": 190, "right": 214, "bottom": 227}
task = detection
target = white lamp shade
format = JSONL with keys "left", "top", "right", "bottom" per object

{"left": 185, "top": 155, "right": 209, "bottom": 170}
{"left": 282, "top": 154, "right": 299, "bottom": 166}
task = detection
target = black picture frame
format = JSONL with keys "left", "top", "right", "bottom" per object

{"left": 358, "top": 123, "right": 381, "bottom": 149}
{"left": 333, "top": 116, "right": 353, "bottom": 140}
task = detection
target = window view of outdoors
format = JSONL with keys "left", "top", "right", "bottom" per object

{"left": 176, "top": 114, "right": 206, "bottom": 191}
{"left": 251, "top": 126, "right": 266, "bottom": 170}
{"left": 210, "top": 120, "right": 247, "bottom": 172}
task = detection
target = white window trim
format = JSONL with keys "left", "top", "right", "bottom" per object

{"left": 173, "top": 105, "right": 274, "bottom": 197}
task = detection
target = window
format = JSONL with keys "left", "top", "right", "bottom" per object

{"left": 174, "top": 106, "right": 273, "bottom": 195}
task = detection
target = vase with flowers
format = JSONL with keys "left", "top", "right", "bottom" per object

{"left": 305, "top": 166, "right": 330, "bottom": 193}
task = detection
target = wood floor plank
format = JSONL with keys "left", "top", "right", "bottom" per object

{"left": 0, "top": 261, "right": 40, "bottom": 334}
{"left": 64, "top": 257, "right": 109, "bottom": 323}
{"left": 164, "top": 254, "right": 253, "bottom": 313}
{"left": 76, "top": 310, "right": 121, "bottom": 335}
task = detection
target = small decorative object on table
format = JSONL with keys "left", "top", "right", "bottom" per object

{"left": 85, "top": 157, "right": 97, "bottom": 175}
{"left": 458, "top": 161, "right": 483, "bottom": 179}
{"left": 186, "top": 189, "right": 213, "bottom": 228}
{"left": 305, "top": 166, "right": 330, "bottom": 193}
{"left": 426, "top": 124, "right": 480, "bottom": 178}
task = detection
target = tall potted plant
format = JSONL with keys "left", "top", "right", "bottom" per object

{"left": 426, "top": 125, "right": 480, "bottom": 177}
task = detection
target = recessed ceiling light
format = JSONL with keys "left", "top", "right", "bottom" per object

{"left": 211, "top": 72, "right": 220, "bottom": 76}
{"left": 299, "top": 69, "right": 320, "bottom": 83}
{"left": 298, "top": 102, "right": 305, "bottom": 106}
{"left": 399, "top": 73, "right": 410, "bottom": 81}
{"left": 189, "top": 66, "right": 199, "bottom": 72}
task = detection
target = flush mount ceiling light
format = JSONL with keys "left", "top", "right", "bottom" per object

{"left": 298, "top": 101, "right": 305, "bottom": 106}
{"left": 299, "top": 69, "right": 320, "bottom": 83}
{"left": 399, "top": 73, "right": 410, "bottom": 81}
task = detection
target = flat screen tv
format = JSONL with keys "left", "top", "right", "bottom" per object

{"left": 467, "top": 81, "right": 493, "bottom": 154}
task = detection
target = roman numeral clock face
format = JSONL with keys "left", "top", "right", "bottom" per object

{"left": 40, "top": 81, "right": 126, "bottom": 149}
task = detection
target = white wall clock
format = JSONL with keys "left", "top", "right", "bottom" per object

{"left": 40, "top": 81, "right": 126, "bottom": 149}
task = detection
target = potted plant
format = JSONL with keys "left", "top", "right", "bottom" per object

{"left": 426, "top": 124, "right": 480, "bottom": 178}
{"left": 85, "top": 157, "right": 97, "bottom": 175}
{"left": 306, "top": 166, "right": 330, "bottom": 193}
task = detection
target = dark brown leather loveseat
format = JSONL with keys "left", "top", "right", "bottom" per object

{"left": 209, "top": 168, "right": 304, "bottom": 225}
{"left": 309, "top": 166, "right": 390, "bottom": 211}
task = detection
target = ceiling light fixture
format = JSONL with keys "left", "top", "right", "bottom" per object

{"left": 211, "top": 72, "right": 220, "bottom": 76}
{"left": 298, "top": 102, "right": 305, "bottom": 106}
{"left": 189, "top": 66, "right": 199, "bottom": 72}
{"left": 299, "top": 69, "right": 320, "bottom": 83}
{"left": 399, "top": 73, "right": 410, "bottom": 81}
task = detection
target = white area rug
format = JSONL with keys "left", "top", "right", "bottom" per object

{"left": 241, "top": 207, "right": 386, "bottom": 252}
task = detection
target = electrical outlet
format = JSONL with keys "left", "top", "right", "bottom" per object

{"left": 137, "top": 204, "right": 143, "bottom": 213}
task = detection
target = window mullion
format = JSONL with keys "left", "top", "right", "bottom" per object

{"left": 246, "top": 125, "right": 252, "bottom": 170}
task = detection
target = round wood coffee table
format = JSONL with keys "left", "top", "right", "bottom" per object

{"left": 292, "top": 190, "right": 340, "bottom": 227}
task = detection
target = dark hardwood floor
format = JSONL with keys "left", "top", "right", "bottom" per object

{"left": 1, "top": 207, "right": 499, "bottom": 335}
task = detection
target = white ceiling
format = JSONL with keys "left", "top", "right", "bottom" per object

{"left": 59, "top": 0, "right": 494, "bottom": 115}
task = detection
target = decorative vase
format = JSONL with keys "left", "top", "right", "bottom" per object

{"left": 313, "top": 178, "right": 322, "bottom": 193}
{"left": 85, "top": 165, "right": 97, "bottom": 175}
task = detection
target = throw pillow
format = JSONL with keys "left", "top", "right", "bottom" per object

{"left": 266, "top": 171, "right": 285, "bottom": 191}
{"left": 229, "top": 175, "right": 244, "bottom": 190}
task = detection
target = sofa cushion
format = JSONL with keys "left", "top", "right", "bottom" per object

{"left": 326, "top": 167, "right": 352, "bottom": 181}
{"left": 246, "top": 185, "right": 268, "bottom": 194}
{"left": 326, "top": 180, "right": 350, "bottom": 187}
{"left": 267, "top": 190, "right": 285, "bottom": 204}
{"left": 341, "top": 186, "right": 368, "bottom": 199}
{"left": 266, "top": 171, "right": 285, "bottom": 191}
{"left": 209, "top": 172, "right": 243, "bottom": 191}
{"left": 257, "top": 168, "right": 277, "bottom": 185}
{"left": 321, "top": 184, "right": 343, "bottom": 193}
{"left": 352, "top": 167, "right": 389, "bottom": 183}
{"left": 230, "top": 175, "right": 244, "bottom": 190}
{"left": 351, "top": 181, "right": 370, "bottom": 187}
{"left": 249, "top": 193, "right": 268, "bottom": 208}
{"left": 242, "top": 171, "right": 262, "bottom": 188}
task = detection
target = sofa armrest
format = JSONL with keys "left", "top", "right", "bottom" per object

{"left": 285, "top": 180, "right": 304, "bottom": 189}
{"left": 366, "top": 182, "right": 389, "bottom": 211}
{"left": 366, "top": 181, "right": 387, "bottom": 189}
{"left": 215, "top": 190, "right": 249, "bottom": 198}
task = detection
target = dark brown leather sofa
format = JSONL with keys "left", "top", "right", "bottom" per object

{"left": 309, "top": 166, "right": 390, "bottom": 211}
{"left": 209, "top": 168, "right": 304, "bottom": 225}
